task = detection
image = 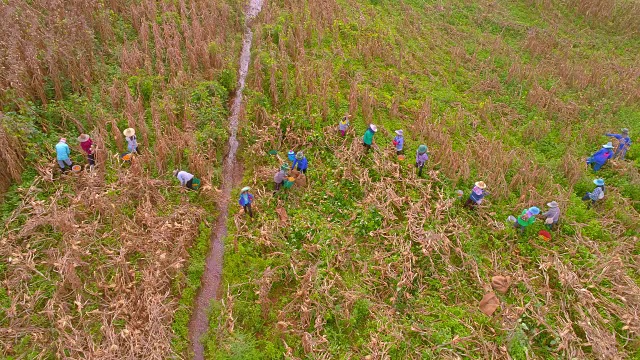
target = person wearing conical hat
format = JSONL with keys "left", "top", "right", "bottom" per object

{"left": 586, "top": 142, "right": 614, "bottom": 172}
{"left": 606, "top": 128, "right": 632, "bottom": 160}
{"left": 464, "top": 181, "right": 487, "bottom": 209}
{"left": 291, "top": 151, "right": 308, "bottom": 174}
{"left": 55, "top": 138, "right": 72, "bottom": 173}
{"left": 238, "top": 186, "right": 254, "bottom": 218}
{"left": 415, "top": 144, "right": 429, "bottom": 177}
{"left": 338, "top": 114, "right": 350, "bottom": 137}
{"left": 582, "top": 179, "right": 605, "bottom": 208}
{"left": 392, "top": 130, "right": 404, "bottom": 155}
{"left": 514, "top": 206, "right": 540, "bottom": 234}
{"left": 123, "top": 128, "right": 138, "bottom": 154}
{"left": 362, "top": 124, "right": 377, "bottom": 152}
{"left": 173, "top": 169, "right": 195, "bottom": 189}
{"left": 78, "top": 134, "right": 95, "bottom": 168}
{"left": 274, "top": 164, "right": 289, "bottom": 192}
{"left": 541, "top": 201, "right": 560, "bottom": 230}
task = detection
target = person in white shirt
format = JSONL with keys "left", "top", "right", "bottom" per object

{"left": 173, "top": 169, "right": 195, "bottom": 189}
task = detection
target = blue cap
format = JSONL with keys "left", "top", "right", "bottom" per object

{"left": 594, "top": 179, "right": 605, "bottom": 186}
{"left": 528, "top": 206, "right": 540, "bottom": 215}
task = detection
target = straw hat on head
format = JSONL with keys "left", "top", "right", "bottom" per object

{"left": 474, "top": 181, "right": 487, "bottom": 189}
{"left": 594, "top": 178, "right": 605, "bottom": 186}
{"left": 241, "top": 186, "right": 251, "bottom": 192}
{"left": 60, "top": 138, "right": 67, "bottom": 143}
{"left": 78, "top": 134, "right": 90, "bottom": 142}
{"left": 370, "top": 124, "right": 378, "bottom": 132}
{"left": 123, "top": 128, "right": 135, "bottom": 137}
{"left": 395, "top": 130, "right": 403, "bottom": 136}
{"left": 547, "top": 201, "right": 559, "bottom": 208}
{"left": 602, "top": 142, "right": 614, "bottom": 149}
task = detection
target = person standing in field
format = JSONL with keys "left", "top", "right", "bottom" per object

{"left": 238, "top": 186, "right": 254, "bottom": 218}
{"left": 78, "top": 134, "right": 95, "bottom": 169}
{"left": 362, "top": 124, "right": 377, "bottom": 152}
{"left": 514, "top": 206, "right": 540, "bottom": 233}
{"left": 338, "top": 115, "right": 350, "bottom": 137}
{"left": 464, "top": 181, "right": 487, "bottom": 209}
{"left": 55, "top": 138, "right": 72, "bottom": 173}
{"left": 540, "top": 201, "right": 560, "bottom": 230}
{"left": 292, "top": 151, "right": 308, "bottom": 174}
{"left": 273, "top": 164, "right": 289, "bottom": 191}
{"left": 393, "top": 130, "right": 404, "bottom": 155}
{"left": 582, "top": 179, "right": 605, "bottom": 208}
{"left": 586, "top": 142, "right": 614, "bottom": 171}
{"left": 606, "top": 128, "right": 632, "bottom": 160}
{"left": 416, "top": 144, "right": 429, "bottom": 177}
{"left": 173, "top": 169, "right": 195, "bottom": 190}
{"left": 123, "top": 128, "right": 138, "bottom": 154}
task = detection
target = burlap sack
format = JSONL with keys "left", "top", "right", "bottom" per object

{"left": 491, "top": 276, "right": 511, "bottom": 294}
{"left": 276, "top": 206, "right": 288, "bottom": 224}
{"left": 479, "top": 292, "right": 500, "bottom": 316}
{"left": 295, "top": 174, "right": 307, "bottom": 187}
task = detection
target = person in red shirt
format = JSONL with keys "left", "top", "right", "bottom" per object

{"left": 78, "top": 134, "right": 95, "bottom": 169}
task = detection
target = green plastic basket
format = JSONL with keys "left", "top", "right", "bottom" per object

{"left": 191, "top": 178, "right": 201, "bottom": 190}
{"left": 283, "top": 179, "right": 294, "bottom": 189}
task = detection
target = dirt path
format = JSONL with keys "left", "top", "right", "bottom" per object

{"left": 188, "top": 1, "right": 264, "bottom": 359}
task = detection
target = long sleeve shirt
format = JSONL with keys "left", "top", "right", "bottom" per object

{"left": 292, "top": 157, "right": 308, "bottom": 171}
{"left": 588, "top": 186, "right": 604, "bottom": 201}
{"left": 363, "top": 129, "right": 375, "bottom": 145}
{"left": 80, "top": 139, "right": 93, "bottom": 155}
{"left": 393, "top": 135, "right": 404, "bottom": 151}
{"left": 274, "top": 170, "right": 286, "bottom": 183}
{"left": 606, "top": 133, "right": 632, "bottom": 151}
{"left": 339, "top": 120, "right": 349, "bottom": 131}
{"left": 416, "top": 151, "right": 429, "bottom": 166}
{"left": 176, "top": 171, "right": 194, "bottom": 186}
{"left": 517, "top": 209, "right": 536, "bottom": 227}
{"left": 239, "top": 193, "right": 253, "bottom": 206}
{"left": 468, "top": 187, "right": 485, "bottom": 203}
{"left": 126, "top": 135, "right": 138, "bottom": 151}
{"left": 589, "top": 148, "right": 613, "bottom": 165}
{"left": 541, "top": 207, "right": 560, "bottom": 222}
{"left": 55, "top": 142, "right": 70, "bottom": 160}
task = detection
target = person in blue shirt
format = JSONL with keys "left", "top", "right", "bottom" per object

{"left": 292, "top": 151, "right": 308, "bottom": 174}
{"left": 586, "top": 142, "right": 614, "bottom": 171}
{"left": 464, "top": 181, "right": 487, "bottom": 209}
{"left": 55, "top": 138, "right": 73, "bottom": 172}
{"left": 393, "top": 130, "right": 404, "bottom": 155}
{"left": 606, "top": 128, "right": 632, "bottom": 160}
{"left": 238, "top": 186, "right": 254, "bottom": 218}
{"left": 582, "top": 179, "right": 605, "bottom": 209}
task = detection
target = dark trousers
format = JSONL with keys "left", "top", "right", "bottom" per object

{"left": 275, "top": 181, "right": 282, "bottom": 191}
{"left": 87, "top": 153, "right": 95, "bottom": 166}
{"left": 243, "top": 204, "right": 253, "bottom": 217}
{"left": 363, "top": 143, "right": 372, "bottom": 152}
{"left": 464, "top": 198, "right": 477, "bottom": 209}
{"left": 296, "top": 167, "right": 307, "bottom": 174}
{"left": 582, "top": 193, "right": 596, "bottom": 208}
{"left": 186, "top": 178, "right": 194, "bottom": 190}
{"left": 416, "top": 163, "right": 424, "bottom": 176}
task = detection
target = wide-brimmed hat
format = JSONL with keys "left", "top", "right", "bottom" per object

{"left": 59, "top": 138, "right": 67, "bottom": 143}
{"left": 418, "top": 144, "right": 428, "bottom": 154}
{"left": 528, "top": 206, "right": 540, "bottom": 215}
{"left": 296, "top": 151, "right": 304, "bottom": 160}
{"left": 622, "top": 128, "right": 629, "bottom": 134}
{"left": 123, "top": 128, "right": 135, "bottom": 137}
{"left": 78, "top": 134, "right": 90, "bottom": 142}
{"left": 602, "top": 142, "right": 614, "bottom": 149}
{"left": 172, "top": 169, "right": 179, "bottom": 177}
{"left": 395, "top": 130, "right": 403, "bottom": 136}
{"left": 241, "top": 186, "right": 251, "bottom": 192}
{"left": 474, "top": 181, "right": 487, "bottom": 189}
{"left": 546, "top": 201, "right": 559, "bottom": 208}
{"left": 370, "top": 124, "right": 378, "bottom": 132}
{"left": 281, "top": 164, "right": 290, "bottom": 170}
{"left": 594, "top": 178, "right": 605, "bottom": 186}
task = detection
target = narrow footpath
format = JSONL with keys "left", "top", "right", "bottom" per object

{"left": 188, "top": 1, "right": 265, "bottom": 358}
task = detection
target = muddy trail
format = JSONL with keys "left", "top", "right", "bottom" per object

{"left": 188, "top": 0, "right": 264, "bottom": 359}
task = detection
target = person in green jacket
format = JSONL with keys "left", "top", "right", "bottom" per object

{"left": 362, "top": 124, "right": 377, "bottom": 152}
{"left": 514, "top": 206, "right": 540, "bottom": 233}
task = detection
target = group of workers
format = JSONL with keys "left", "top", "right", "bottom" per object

{"left": 586, "top": 128, "right": 632, "bottom": 171}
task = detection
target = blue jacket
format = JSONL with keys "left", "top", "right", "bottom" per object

{"left": 393, "top": 135, "right": 404, "bottom": 151}
{"left": 292, "top": 157, "right": 308, "bottom": 171}
{"left": 239, "top": 193, "right": 253, "bottom": 206}
{"left": 588, "top": 148, "right": 613, "bottom": 165}
{"left": 55, "top": 142, "right": 70, "bottom": 160}
{"left": 606, "top": 133, "right": 632, "bottom": 151}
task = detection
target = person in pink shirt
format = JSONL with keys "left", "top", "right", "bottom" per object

{"left": 78, "top": 134, "right": 95, "bottom": 168}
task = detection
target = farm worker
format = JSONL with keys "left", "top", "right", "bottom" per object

{"left": 123, "top": 128, "right": 138, "bottom": 154}
{"left": 514, "top": 206, "right": 540, "bottom": 233}
{"left": 606, "top": 128, "right": 632, "bottom": 160}
{"left": 338, "top": 115, "right": 350, "bottom": 136}
{"left": 586, "top": 142, "right": 614, "bottom": 171}
{"left": 540, "top": 201, "right": 560, "bottom": 230}
{"left": 173, "top": 169, "right": 195, "bottom": 189}
{"left": 415, "top": 144, "right": 429, "bottom": 176}
{"left": 287, "top": 150, "right": 296, "bottom": 163}
{"left": 464, "top": 181, "right": 486, "bottom": 209}
{"left": 393, "top": 130, "right": 404, "bottom": 155}
{"left": 274, "top": 164, "right": 289, "bottom": 191}
{"left": 238, "top": 186, "right": 254, "bottom": 218}
{"left": 55, "top": 138, "right": 72, "bottom": 172}
{"left": 362, "top": 124, "right": 377, "bottom": 152}
{"left": 582, "top": 178, "right": 605, "bottom": 208}
{"left": 78, "top": 134, "right": 95, "bottom": 167}
{"left": 292, "top": 151, "right": 308, "bottom": 174}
